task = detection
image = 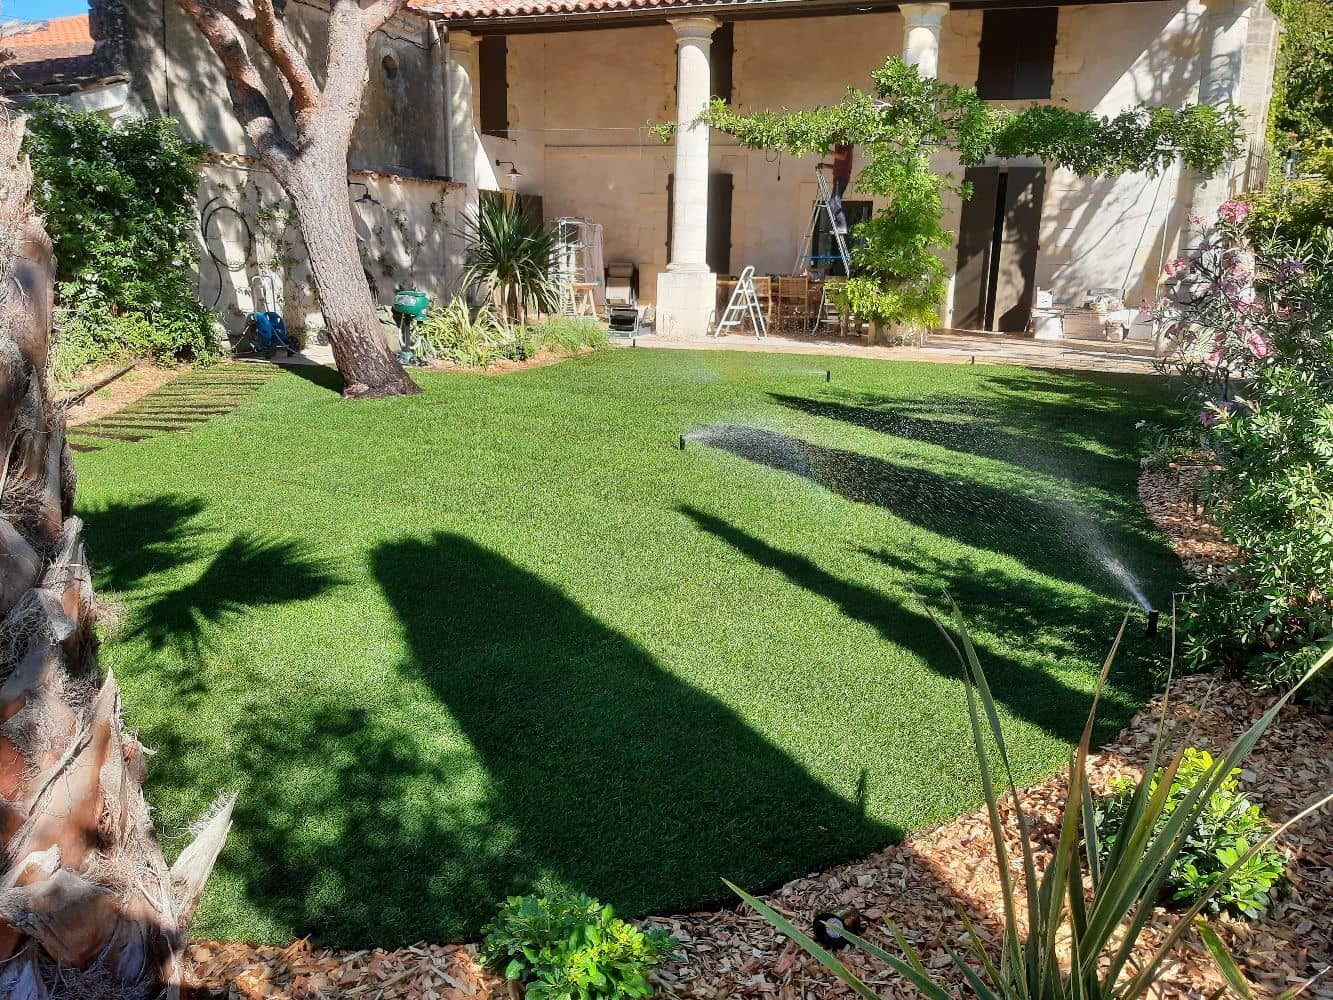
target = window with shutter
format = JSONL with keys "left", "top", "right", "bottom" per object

{"left": 479, "top": 35, "right": 509, "bottom": 137}
{"left": 976, "top": 8, "right": 1058, "bottom": 101}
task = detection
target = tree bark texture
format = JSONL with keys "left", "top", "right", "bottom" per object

{"left": 0, "top": 111, "right": 233, "bottom": 999}
{"left": 176, "top": 0, "right": 420, "bottom": 399}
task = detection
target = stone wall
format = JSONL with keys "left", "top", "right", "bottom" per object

{"left": 197, "top": 156, "right": 466, "bottom": 339}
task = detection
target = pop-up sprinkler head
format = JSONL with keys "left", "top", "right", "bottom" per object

{"left": 825, "top": 369, "right": 832, "bottom": 382}
{"left": 1146, "top": 609, "right": 1160, "bottom": 637}
{"left": 813, "top": 907, "right": 863, "bottom": 951}
{"left": 678, "top": 434, "right": 687, "bottom": 451}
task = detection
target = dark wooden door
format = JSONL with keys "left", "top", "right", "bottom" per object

{"left": 667, "top": 172, "right": 733, "bottom": 275}
{"left": 954, "top": 167, "right": 1000, "bottom": 330}
{"left": 992, "top": 166, "right": 1046, "bottom": 333}
{"left": 706, "top": 172, "right": 733, "bottom": 275}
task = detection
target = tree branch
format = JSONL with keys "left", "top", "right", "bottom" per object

{"left": 175, "top": 0, "right": 298, "bottom": 179}
{"left": 250, "top": 0, "right": 322, "bottom": 116}
{"left": 358, "top": 0, "right": 410, "bottom": 35}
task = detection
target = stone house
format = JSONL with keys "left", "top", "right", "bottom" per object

{"left": 101, "top": 0, "right": 1278, "bottom": 340}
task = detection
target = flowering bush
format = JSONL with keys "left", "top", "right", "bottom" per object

{"left": 1145, "top": 204, "right": 1333, "bottom": 700}
{"left": 23, "top": 103, "right": 219, "bottom": 379}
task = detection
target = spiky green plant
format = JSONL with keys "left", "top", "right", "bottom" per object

{"left": 460, "top": 197, "right": 562, "bottom": 326}
{"left": 727, "top": 602, "right": 1331, "bottom": 1000}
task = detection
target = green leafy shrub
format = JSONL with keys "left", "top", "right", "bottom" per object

{"left": 24, "top": 103, "right": 218, "bottom": 377}
{"left": 420, "top": 300, "right": 608, "bottom": 369}
{"left": 1144, "top": 203, "right": 1333, "bottom": 700}
{"left": 1097, "top": 748, "right": 1287, "bottom": 918}
{"left": 481, "top": 891, "right": 674, "bottom": 1000}
{"left": 419, "top": 297, "right": 509, "bottom": 368}
{"left": 461, "top": 197, "right": 561, "bottom": 326}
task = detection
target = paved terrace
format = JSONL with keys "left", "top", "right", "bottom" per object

{"left": 616, "top": 328, "right": 1161, "bottom": 374}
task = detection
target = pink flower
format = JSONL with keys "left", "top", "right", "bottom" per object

{"left": 1245, "top": 331, "right": 1271, "bottom": 358}
{"left": 1163, "top": 257, "right": 1192, "bottom": 278}
{"left": 1218, "top": 199, "right": 1252, "bottom": 224}
{"left": 1137, "top": 298, "right": 1154, "bottom": 319}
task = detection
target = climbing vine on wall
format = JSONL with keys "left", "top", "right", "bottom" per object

{"left": 692, "top": 58, "right": 1242, "bottom": 327}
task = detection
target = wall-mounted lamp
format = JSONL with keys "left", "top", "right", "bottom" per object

{"left": 495, "top": 159, "right": 521, "bottom": 179}
{"left": 348, "top": 181, "right": 380, "bottom": 207}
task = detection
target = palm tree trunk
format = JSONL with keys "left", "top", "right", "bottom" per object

{"left": 0, "top": 111, "right": 232, "bottom": 999}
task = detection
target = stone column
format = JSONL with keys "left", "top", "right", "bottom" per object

{"left": 655, "top": 15, "right": 719, "bottom": 339}
{"left": 900, "top": 3, "right": 949, "bottom": 79}
{"left": 1182, "top": 0, "right": 1254, "bottom": 248}
{"left": 445, "top": 30, "right": 481, "bottom": 198}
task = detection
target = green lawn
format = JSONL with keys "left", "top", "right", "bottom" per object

{"left": 74, "top": 348, "right": 1180, "bottom": 948}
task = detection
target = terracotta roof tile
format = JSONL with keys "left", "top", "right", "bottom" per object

{"left": 2, "top": 14, "right": 94, "bottom": 62}
{"left": 409, "top": 0, "right": 765, "bottom": 21}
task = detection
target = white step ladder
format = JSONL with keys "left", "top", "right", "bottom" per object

{"left": 793, "top": 168, "right": 853, "bottom": 277}
{"left": 710, "top": 265, "right": 767, "bottom": 339}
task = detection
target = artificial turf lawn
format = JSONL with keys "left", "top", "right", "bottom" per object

{"left": 74, "top": 349, "right": 1181, "bottom": 948}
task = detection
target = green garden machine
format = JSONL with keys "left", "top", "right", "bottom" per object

{"left": 387, "top": 287, "right": 432, "bottom": 366}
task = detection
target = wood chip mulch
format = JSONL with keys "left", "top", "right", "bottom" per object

{"left": 1138, "top": 464, "right": 1239, "bottom": 575}
{"left": 186, "top": 678, "right": 1331, "bottom": 999}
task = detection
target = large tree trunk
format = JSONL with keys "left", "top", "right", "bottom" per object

{"left": 287, "top": 150, "right": 420, "bottom": 399}
{"left": 172, "top": 0, "right": 421, "bottom": 401}
{"left": 0, "top": 111, "right": 232, "bottom": 999}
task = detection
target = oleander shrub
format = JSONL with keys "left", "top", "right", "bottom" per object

{"left": 24, "top": 103, "right": 218, "bottom": 378}
{"left": 481, "top": 890, "right": 674, "bottom": 1000}
{"left": 1144, "top": 202, "right": 1333, "bottom": 700}
{"left": 1097, "top": 748, "right": 1288, "bottom": 919}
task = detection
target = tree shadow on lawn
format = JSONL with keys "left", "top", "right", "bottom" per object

{"left": 363, "top": 532, "right": 891, "bottom": 940}
{"left": 688, "top": 426, "right": 1175, "bottom": 603}
{"left": 769, "top": 392, "right": 1129, "bottom": 497}
{"left": 678, "top": 506, "right": 1147, "bottom": 747}
{"left": 152, "top": 532, "right": 890, "bottom": 947}
{"left": 81, "top": 495, "right": 340, "bottom": 681}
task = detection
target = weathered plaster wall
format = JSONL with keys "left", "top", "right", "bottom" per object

{"left": 120, "top": 0, "right": 446, "bottom": 178}
{"left": 198, "top": 158, "right": 465, "bottom": 338}
{"left": 484, "top": 1, "right": 1273, "bottom": 323}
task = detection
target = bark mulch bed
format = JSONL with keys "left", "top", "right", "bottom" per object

{"left": 187, "top": 677, "right": 1331, "bottom": 999}
{"left": 1138, "top": 464, "right": 1238, "bottom": 576}
{"left": 61, "top": 362, "right": 180, "bottom": 426}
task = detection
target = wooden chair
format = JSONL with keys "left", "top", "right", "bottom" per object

{"left": 777, "top": 276, "right": 812, "bottom": 333}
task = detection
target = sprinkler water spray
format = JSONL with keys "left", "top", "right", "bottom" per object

{"left": 1146, "top": 609, "right": 1160, "bottom": 637}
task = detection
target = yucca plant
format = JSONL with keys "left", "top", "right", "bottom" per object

{"left": 460, "top": 197, "right": 561, "bottom": 327}
{"left": 728, "top": 599, "right": 1331, "bottom": 1000}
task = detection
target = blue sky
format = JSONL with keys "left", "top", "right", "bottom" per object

{"left": 4, "top": 0, "right": 87, "bottom": 21}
